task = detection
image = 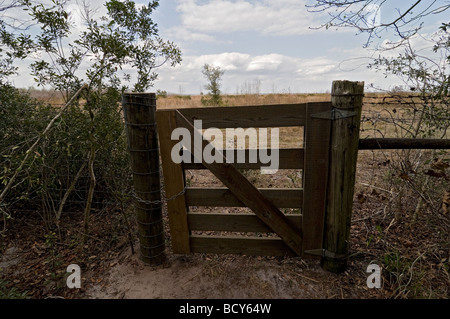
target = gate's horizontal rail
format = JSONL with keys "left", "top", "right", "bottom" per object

{"left": 186, "top": 187, "right": 303, "bottom": 208}
{"left": 182, "top": 148, "right": 304, "bottom": 170}
{"left": 188, "top": 212, "right": 302, "bottom": 233}
{"left": 176, "top": 102, "right": 315, "bottom": 128}
{"left": 190, "top": 235, "right": 296, "bottom": 256}
{"left": 359, "top": 138, "right": 450, "bottom": 150}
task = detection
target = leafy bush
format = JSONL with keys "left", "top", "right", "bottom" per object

{"left": 0, "top": 0, "right": 181, "bottom": 238}
{"left": 0, "top": 84, "right": 131, "bottom": 231}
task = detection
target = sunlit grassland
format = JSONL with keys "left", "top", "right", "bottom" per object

{"left": 27, "top": 88, "right": 435, "bottom": 147}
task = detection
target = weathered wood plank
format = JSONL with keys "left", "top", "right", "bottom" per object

{"left": 156, "top": 110, "right": 191, "bottom": 254}
{"left": 302, "top": 101, "right": 332, "bottom": 256}
{"left": 359, "top": 138, "right": 450, "bottom": 150}
{"left": 322, "top": 80, "right": 364, "bottom": 273}
{"left": 182, "top": 148, "right": 304, "bottom": 169}
{"left": 188, "top": 213, "right": 302, "bottom": 233}
{"left": 185, "top": 187, "right": 303, "bottom": 208}
{"left": 176, "top": 110, "right": 302, "bottom": 256}
{"left": 177, "top": 103, "right": 310, "bottom": 128}
{"left": 190, "top": 235, "right": 296, "bottom": 256}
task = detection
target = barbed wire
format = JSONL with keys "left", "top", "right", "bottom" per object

{"left": 1, "top": 154, "right": 187, "bottom": 216}
{"left": 131, "top": 187, "right": 186, "bottom": 206}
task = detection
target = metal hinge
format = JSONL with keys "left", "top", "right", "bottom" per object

{"left": 304, "top": 249, "right": 347, "bottom": 260}
{"left": 311, "top": 108, "right": 356, "bottom": 120}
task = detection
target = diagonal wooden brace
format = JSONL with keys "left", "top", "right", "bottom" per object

{"left": 175, "top": 110, "right": 303, "bottom": 256}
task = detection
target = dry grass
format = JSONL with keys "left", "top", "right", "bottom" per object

{"left": 156, "top": 93, "right": 331, "bottom": 109}
{"left": 24, "top": 88, "right": 67, "bottom": 105}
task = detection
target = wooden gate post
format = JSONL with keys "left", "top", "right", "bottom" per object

{"left": 122, "top": 93, "right": 166, "bottom": 265}
{"left": 322, "top": 80, "right": 364, "bottom": 273}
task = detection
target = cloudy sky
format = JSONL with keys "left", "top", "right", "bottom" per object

{"left": 7, "top": 0, "right": 445, "bottom": 94}
{"left": 151, "top": 0, "right": 445, "bottom": 94}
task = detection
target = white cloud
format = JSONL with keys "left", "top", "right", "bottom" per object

{"left": 184, "top": 52, "right": 252, "bottom": 71}
{"left": 247, "top": 54, "right": 284, "bottom": 71}
{"left": 166, "top": 26, "right": 218, "bottom": 43}
{"left": 156, "top": 52, "right": 350, "bottom": 93}
{"left": 154, "top": 47, "right": 407, "bottom": 95}
{"left": 175, "top": 0, "right": 315, "bottom": 36}
{"left": 296, "top": 57, "right": 336, "bottom": 76}
{"left": 66, "top": 3, "right": 86, "bottom": 30}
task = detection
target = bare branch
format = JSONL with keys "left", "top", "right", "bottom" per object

{"left": 307, "top": 0, "right": 450, "bottom": 44}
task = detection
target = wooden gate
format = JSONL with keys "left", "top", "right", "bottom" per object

{"left": 156, "top": 101, "right": 333, "bottom": 257}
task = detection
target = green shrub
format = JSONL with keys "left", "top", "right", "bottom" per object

{"left": 0, "top": 84, "right": 131, "bottom": 229}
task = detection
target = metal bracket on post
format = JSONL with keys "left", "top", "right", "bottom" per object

{"left": 304, "top": 249, "right": 347, "bottom": 260}
{"left": 311, "top": 108, "right": 356, "bottom": 120}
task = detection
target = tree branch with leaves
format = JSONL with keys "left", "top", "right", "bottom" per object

{"left": 201, "top": 63, "right": 225, "bottom": 106}
{"left": 0, "top": 0, "right": 182, "bottom": 238}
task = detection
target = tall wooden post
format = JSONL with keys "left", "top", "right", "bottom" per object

{"left": 122, "top": 93, "right": 166, "bottom": 265}
{"left": 322, "top": 80, "right": 364, "bottom": 273}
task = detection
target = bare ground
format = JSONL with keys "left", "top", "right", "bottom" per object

{"left": 83, "top": 247, "right": 382, "bottom": 299}
{"left": 1, "top": 148, "right": 449, "bottom": 299}
{"left": 0, "top": 205, "right": 383, "bottom": 299}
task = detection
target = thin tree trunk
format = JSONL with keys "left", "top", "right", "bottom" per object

{"left": 56, "top": 160, "right": 87, "bottom": 224}
{"left": 83, "top": 148, "right": 96, "bottom": 245}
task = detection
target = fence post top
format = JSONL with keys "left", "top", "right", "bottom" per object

{"left": 331, "top": 80, "right": 365, "bottom": 94}
{"left": 332, "top": 80, "right": 365, "bottom": 87}
{"left": 122, "top": 92, "right": 157, "bottom": 101}
{"left": 122, "top": 92, "right": 156, "bottom": 96}
{"left": 331, "top": 80, "right": 365, "bottom": 110}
